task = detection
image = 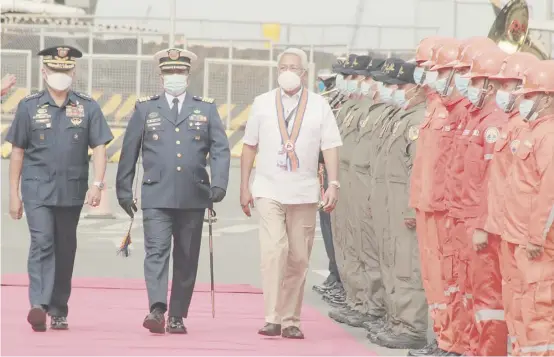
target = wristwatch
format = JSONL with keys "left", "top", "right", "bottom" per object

{"left": 93, "top": 181, "right": 105, "bottom": 190}
{"left": 329, "top": 180, "right": 341, "bottom": 189}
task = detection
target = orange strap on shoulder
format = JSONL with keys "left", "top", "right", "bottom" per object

{"left": 275, "top": 89, "right": 309, "bottom": 171}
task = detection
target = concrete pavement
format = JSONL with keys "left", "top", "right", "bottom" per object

{"left": 1, "top": 159, "right": 423, "bottom": 355}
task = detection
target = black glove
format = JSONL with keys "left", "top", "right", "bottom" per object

{"left": 118, "top": 199, "right": 137, "bottom": 218}
{"left": 210, "top": 187, "right": 226, "bottom": 203}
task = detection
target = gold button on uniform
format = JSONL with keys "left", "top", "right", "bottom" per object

{"left": 175, "top": 128, "right": 180, "bottom": 132}
{"left": 176, "top": 140, "right": 180, "bottom": 145}
{"left": 177, "top": 166, "right": 182, "bottom": 171}
{"left": 177, "top": 153, "right": 182, "bottom": 158}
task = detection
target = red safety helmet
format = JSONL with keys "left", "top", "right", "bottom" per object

{"left": 430, "top": 41, "right": 463, "bottom": 71}
{"left": 489, "top": 52, "right": 541, "bottom": 81}
{"left": 514, "top": 60, "right": 554, "bottom": 95}
{"left": 464, "top": 48, "right": 508, "bottom": 79}
{"left": 415, "top": 36, "right": 450, "bottom": 65}
{"left": 453, "top": 36, "right": 497, "bottom": 69}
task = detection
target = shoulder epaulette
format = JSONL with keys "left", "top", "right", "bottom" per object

{"left": 75, "top": 92, "right": 92, "bottom": 101}
{"left": 137, "top": 95, "right": 159, "bottom": 103}
{"left": 24, "top": 91, "right": 44, "bottom": 101}
{"left": 193, "top": 96, "right": 215, "bottom": 104}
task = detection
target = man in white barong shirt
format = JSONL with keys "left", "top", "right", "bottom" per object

{"left": 240, "top": 47, "right": 342, "bottom": 339}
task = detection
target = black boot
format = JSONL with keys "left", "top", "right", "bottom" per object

{"left": 408, "top": 339, "right": 439, "bottom": 356}
{"left": 346, "top": 313, "right": 379, "bottom": 328}
{"left": 374, "top": 331, "right": 427, "bottom": 350}
{"left": 328, "top": 305, "right": 356, "bottom": 323}
{"left": 362, "top": 315, "right": 387, "bottom": 333}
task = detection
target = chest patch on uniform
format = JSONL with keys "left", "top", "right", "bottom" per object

{"left": 472, "top": 129, "right": 480, "bottom": 136}
{"left": 408, "top": 126, "right": 419, "bottom": 141}
{"left": 66, "top": 104, "right": 84, "bottom": 118}
{"left": 443, "top": 125, "right": 451, "bottom": 132}
{"left": 71, "top": 118, "right": 83, "bottom": 126}
{"left": 148, "top": 112, "right": 159, "bottom": 119}
{"left": 37, "top": 108, "right": 47, "bottom": 114}
{"left": 190, "top": 114, "right": 207, "bottom": 122}
{"left": 484, "top": 127, "right": 499, "bottom": 144}
{"left": 510, "top": 139, "right": 520, "bottom": 154}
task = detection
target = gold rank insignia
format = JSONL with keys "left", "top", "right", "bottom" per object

{"left": 137, "top": 95, "right": 160, "bottom": 103}
{"left": 168, "top": 49, "right": 180, "bottom": 60}
{"left": 398, "top": 66, "right": 405, "bottom": 76}
{"left": 384, "top": 62, "right": 395, "bottom": 73}
{"left": 353, "top": 59, "right": 359, "bottom": 67}
{"left": 193, "top": 96, "right": 214, "bottom": 104}
{"left": 71, "top": 117, "right": 82, "bottom": 126}
{"left": 193, "top": 109, "right": 201, "bottom": 114}
{"left": 484, "top": 127, "right": 500, "bottom": 144}
{"left": 408, "top": 126, "right": 419, "bottom": 141}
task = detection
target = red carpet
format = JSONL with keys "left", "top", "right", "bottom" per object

{"left": 1, "top": 275, "right": 375, "bottom": 356}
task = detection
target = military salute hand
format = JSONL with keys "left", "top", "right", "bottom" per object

{"left": 118, "top": 199, "right": 138, "bottom": 218}
{"left": 1, "top": 74, "right": 16, "bottom": 96}
{"left": 9, "top": 193, "right": 23, "bottom": 220}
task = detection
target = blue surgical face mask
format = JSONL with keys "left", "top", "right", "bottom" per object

{"left": 336, "top": 75, "right": 346, "bottom": 92}
{"left": 454, "top": 73, "right": 470, "bottom": 97}
{"left": 435, "top": 77, "right": 453, "bottom": 96}
{"left": 317, "top": 80, "right": 326, "bottom": 93}
{"left": 393, "top": 89, "right": 406, "bottom": 108}
{"left": 424, "top": 70, "right": 438, "bottom": 89}
{"left": 467, "top": 85, "right": 483, "bottom": 106}
{"left": 360, "top": 81, "right": 371, "bottom": 96}
{"left": 163, "top": 74, "right": 188, "bottom": 96}
{"left": 347, "top": 79, "right": 359, "bottom": 94}
{"left": 518, "top": 99, "right": 539, "bottom": 121}
{"left": 413, "top": 67, "right": 425, "bottom": 85}
{"left": 379, "top": 82, "right": 394, "bottom": 104}
{"left": 495, "top": 90, "right": 514, "bottom": 112}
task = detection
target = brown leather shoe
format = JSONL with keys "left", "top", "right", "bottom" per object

{"left": 281, "top": 326, "right": 305, "bottom": 339}
{"left": 258, "top": 323, "right": 281, "bottom": 336}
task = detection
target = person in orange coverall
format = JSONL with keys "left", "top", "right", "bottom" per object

{"left": 461, "top": 48, "right": 512, "bottom": 356}
{"left": 437, "top": 37, "right": 498, "bottom": 357}
{"left": 407, "top": 35, "right": 453, "bottom": 357}
{"left": 502, "top": 60, "right": 554, "bottom": 357}
{"left": 482, "top": 52, "right": 541, "bottom": 356}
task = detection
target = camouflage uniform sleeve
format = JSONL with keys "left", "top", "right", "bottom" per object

{"left": 5, "top": 100, "right": 31, "bottom": 149}
{"left": 208, "top": 102, "right": 231, "bottom": 191}
{"left": 88, "top": 100, "right": 114, "bottom": 148}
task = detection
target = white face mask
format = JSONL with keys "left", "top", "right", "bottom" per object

{"left": 360, "top": 81, "right": 371, "bottom": 96}
{"left": 495, "top": 90, "right": 515, "bottom": 112}
{"left": 425, "top": 70, "right": 439, "bottom": 89}
{"left": 454, "top": 73, "right": 470, "bottom": 97}
{"left": 435, "top": 77, "right": 453, "bottom": 96}
{"left": 46, "top": 72, "right": 73, "bottom": 91}
{"left": 163, "top": 74, "right": 188, "bottom": 96}
{"left": 278, "top": 70, "right": 302, "bottom": 92}
{"left": 519, "top": 99, "right": 540, "bottom": 121}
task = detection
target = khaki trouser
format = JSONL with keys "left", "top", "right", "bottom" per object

{"left": 256, "top": 198, "right": 317, "bottom": 328}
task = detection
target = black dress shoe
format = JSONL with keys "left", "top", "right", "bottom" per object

{"left": 282, "top": 326, "right": 304, "bottom": 339}
{"left": 50, "top": 316, "right": 69, "bottom": 330}
{"left": 143, "top": 308, "right": 165, "bottom": 334}
{"left": 258, "top": 323, "right": 281, "bottom": 336}
{"left": 166, "top": 317, "right": 187, "bottom": 334}
{"left": 408, "top": 339, "right": 438, "bottom": 356}
{"left": 27, "top": 305, "right": 47, "bottom": 332}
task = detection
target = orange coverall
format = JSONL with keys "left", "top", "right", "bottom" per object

{"left": 483, "top": 113, "right": 528, "bottom": 355}
{"left": 410, "top": 92, "right": 449, "bottom": 342}
{"left": 440, "top": 98, "right": 473, "bottom": 355}
{"left": 462, "top": 105, "right": 509, "bottom": 356}
{"left": 502, "top": 114, "right": 554, "bottom": 357}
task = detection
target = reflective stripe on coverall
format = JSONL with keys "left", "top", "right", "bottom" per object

{"left": 483, "top": 113, "right": 528, "bottom": 355}
{"left": 462, "top": 104, "right": 509, "bottom": 356}
{"left": 502, "top": 114, "right": 554, "bottom": 357}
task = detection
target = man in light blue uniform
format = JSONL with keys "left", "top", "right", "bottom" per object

{"left": 116, "top": 48, "right": 231, "bottom": 334}
{"left": 6, "top": 45, "right": 113, "bottom": 331}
